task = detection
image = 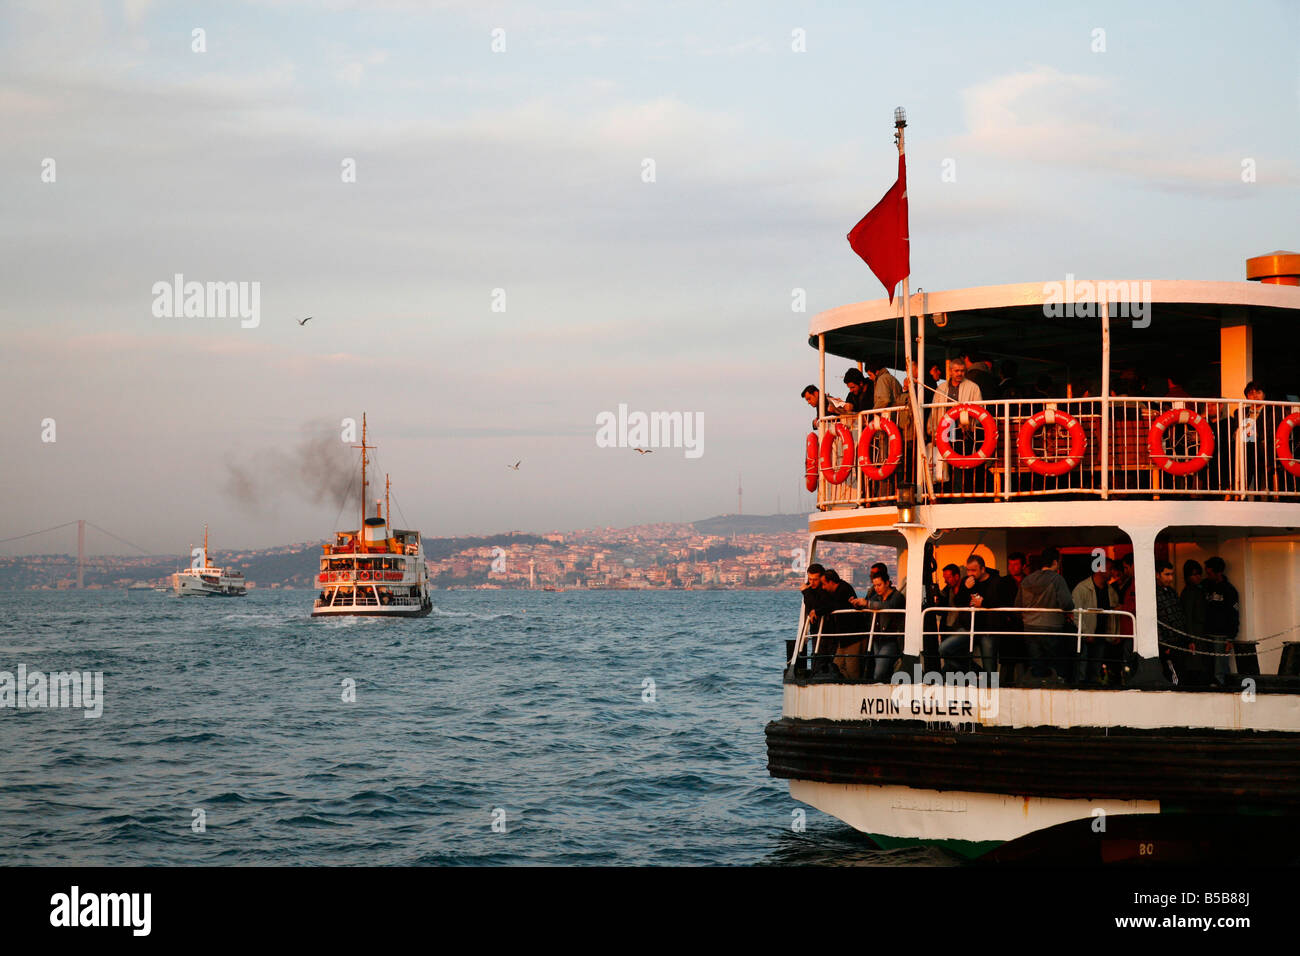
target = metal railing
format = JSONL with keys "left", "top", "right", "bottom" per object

{"left": 814, "top": 396, "right": 1300, "bottom": 509}
{"left": 314, "top": 588, "right": 423, "bottom": 608}
{"left": 813, "top": 404, "right": 915, "bottom": 508}
{"left": 318, "top": 569, "right": 412, "bottom": 584}
{"left": 788, "top": 606, "right": 1138, "bottom": 685}
{"left": 923, "top": 605, "right": 1137, "bottom": 655}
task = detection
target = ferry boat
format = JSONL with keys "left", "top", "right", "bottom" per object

{"left": 312, "top": 415, "right": 432, "bottom": 618}
{"left": 172, "top": 526, "right": 247, "bottom": 597}
{"left": 766, "top": 247, "right": 1300, "bottom": 863}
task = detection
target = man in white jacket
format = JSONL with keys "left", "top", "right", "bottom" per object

{"left": 1071, "top": 568, "right": 1119, "bottom": 684}
{"left": 927, "top": 358, "right": 985, "bottom": 494}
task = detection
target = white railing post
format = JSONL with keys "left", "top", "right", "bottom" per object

{"left": 1002, "top": 400, "right": 1012, "bottom": 500}
{"left": 1100, "top": 299, "right": 1110, "bottom": 499}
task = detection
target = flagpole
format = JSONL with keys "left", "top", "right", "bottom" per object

{"left": 893, "top": 107, "right": 926, "bottom": 505}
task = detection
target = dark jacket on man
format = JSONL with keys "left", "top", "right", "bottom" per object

{"left": 866, "top": 587, "right": 905, "bottom": 634}
{"left": 1180, "top": 582, "right": 1207, "bottom": 639}
{"left": 965, "top": 569, "right": 1001, "bottom": 632}
{"left": 1203, "top": 577, "right": 1240, "bottom": 639}
{"left": 821, "top": 582, "right": 859, "bottom": 638}
{"left": 1016, "top": 569, "right": 1074, "bottom": 629}
{"left": 936, "top": 581, "right": 971, "bottom": 633}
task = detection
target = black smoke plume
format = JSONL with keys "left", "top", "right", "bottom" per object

{"left": 222, "top": 421, "right": 360, "bottom": 516}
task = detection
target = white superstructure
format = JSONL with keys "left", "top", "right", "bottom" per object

{"left": 172, "top": 526, "right": 247, "bottom": 597}
{"left": 311, "top": 414, "right": 432, "bottom": 618}
{"left": 768, "top": 252, "right": 1300, "bottom": 862}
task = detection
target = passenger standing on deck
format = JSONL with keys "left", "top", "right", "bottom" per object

{"left": 1235, "top": 382, "right": 1280, "bottom": 493}
{"left": 1072, "top": 567, "right": 1118, "bottom": 684}
{"left": 842, "top": 368, "right": 871, "bottom": 415}
{"left": 962, "top": 555, "right": 1001, "bottom": 676}
{"left": 962, "top": 350, "right": 998, "bottom": 399}
{"left": 867, "top": 360, "right": 914, "bottom": 486}
{"left": 821, "top": 569, "right": 862, "bottom": 680}
{"left": 1180, "top": 560, "right": 1210, "bottom": 685}
{"left": 935, "top": 563, "right": 974, "bottom": 672}
{"left": 1204, "top": 556, "right": 1254, "bottom": 680}
{"left": 927, "top": 358, "right": 984, "bottom": 494}
{"left": 801, "top": 563, "right": 836, "bottom": 677}
{"left": 801, "top": 385, "right": 850, "bottom": 430}
{"left": 1016, "top": 548, "right": 1075, "bottom": 682}
{"left": 1105, "top": 554, "right": 1137, "bottom": 685}
{"left": 851, "top": 569, "right": 904, "bottom": 682}
{"left": 1156, "top": 561, "right": 1189, "bottom": 683}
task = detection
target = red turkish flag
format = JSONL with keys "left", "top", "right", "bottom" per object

{"left": 847, "top": 154, "right": 910, "bottom": 303}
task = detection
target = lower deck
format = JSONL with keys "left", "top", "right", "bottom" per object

{"left": 313, "top": 583, "right": 430, "bottom": 614}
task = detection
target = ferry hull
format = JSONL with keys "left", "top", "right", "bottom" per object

{"left": 789, "top": 779, "right": 1300, "bottom": 862}
{"left": 173, "top": 577, "right": 246, "bottom": 597}
{"left": 769, "top": 712, "right": 1300, "bottom": 861}
{"left": 311, "top": 602, "right": 431, "bottom": 618}
{"left": 766, "top": 716, "right": 1300, "bottom": 807}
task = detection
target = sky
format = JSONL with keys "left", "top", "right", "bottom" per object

{"left": 1, "top": 0, "right": 1298, "bottom": 554}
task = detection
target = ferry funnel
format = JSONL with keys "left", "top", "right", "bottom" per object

{"left": 1246, "top": 250, "right": 1300, "bottom": 285}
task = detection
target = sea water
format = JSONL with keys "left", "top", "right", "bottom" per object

{"left": 0, "top": 589, "right": 949, "bottom": 865}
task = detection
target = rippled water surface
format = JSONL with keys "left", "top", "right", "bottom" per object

{"left": 0, "top": 590, "right": 945, "bottom": 865}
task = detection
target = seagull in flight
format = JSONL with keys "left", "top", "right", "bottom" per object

{"left": 634, "top": 448, "right": 653, "bottom": 455}
{"left": 297, "top": 316, "right": 313, "bottom": 326}
{"left": 508, "top": 461, "right": 521, "bottom": 470}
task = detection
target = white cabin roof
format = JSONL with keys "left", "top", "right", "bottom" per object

{"left": 810, "top": 279, "right": 1300, "bottom": 338}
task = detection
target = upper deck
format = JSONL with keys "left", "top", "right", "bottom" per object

{"left": 807, "top": 273, "right": 1300, "bottom": 517}
{"left": 324, "top": 528, "right": 423, "bottom": 556}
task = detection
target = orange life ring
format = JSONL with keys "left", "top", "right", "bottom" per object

{"left": 819, "top": 422, "right": 854, "bottom": 485}
{"left": 1148, "top": 407, "right": 1214, "bottom": 476}
{"left": 360, "top": 570, "right": 372, "bottom": 582}
{"left": 935, "top": 404, "right": 997, "bottom": 468}
{"left": 804, "top": 432, "right": 818, "bottom": 491}
{"left": 1277, "top": 412, "right": 1300, "bottom": 477}
{"left": 1017, "top": 407, "right": 1086, "bottom": 477}
{"left": 857, "top": 416, "right": 903, "bottom": 480}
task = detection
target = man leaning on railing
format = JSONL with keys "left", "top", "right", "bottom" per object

{"left": 934, "top": 563, "right": 973, "bottom": 672}
{"left": 820, "top": 570, "right": 861, "bottom": 680}
{"left": 801, "top": 384, "right": 850, "bottom": 431}
{"left": 850, "top": 568, "right": 904, "bottom": 682}
{"left": 800, "top": 563, "right": 836, "bottom": 678}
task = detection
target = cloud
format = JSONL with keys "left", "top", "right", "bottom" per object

{"left": 952, "top": 65, "right": 1299, "bottom": 190}
{"left": 122, "top": 0, "right": 153, "bottom": 28}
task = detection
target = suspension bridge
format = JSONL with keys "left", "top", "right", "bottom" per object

{"left": 0, "top": 520, "right": 161, "bottom": 588}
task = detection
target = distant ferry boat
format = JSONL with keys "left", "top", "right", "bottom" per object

{"left": 172, "top": 526, "right": 247, "bottom": 597}
{"left": 767, "top": 250, "right": 1300, "bottom": 862}
{"left": 312, "top": 414, "right": 432, "bottom": 618}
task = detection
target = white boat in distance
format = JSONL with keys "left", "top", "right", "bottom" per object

{"left": 172, "top": 526, "right": 247, "bottom": 597}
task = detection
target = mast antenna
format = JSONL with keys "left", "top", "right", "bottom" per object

{"left": 353, "top": 413, "right": 370, "bottom": 533}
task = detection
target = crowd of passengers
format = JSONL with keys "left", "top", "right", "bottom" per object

{"left": 802, "top": 355, "right": 1296, "bottom": 493}
{"left": 799, "top": 550, "right": 1252, "bottom": 687}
